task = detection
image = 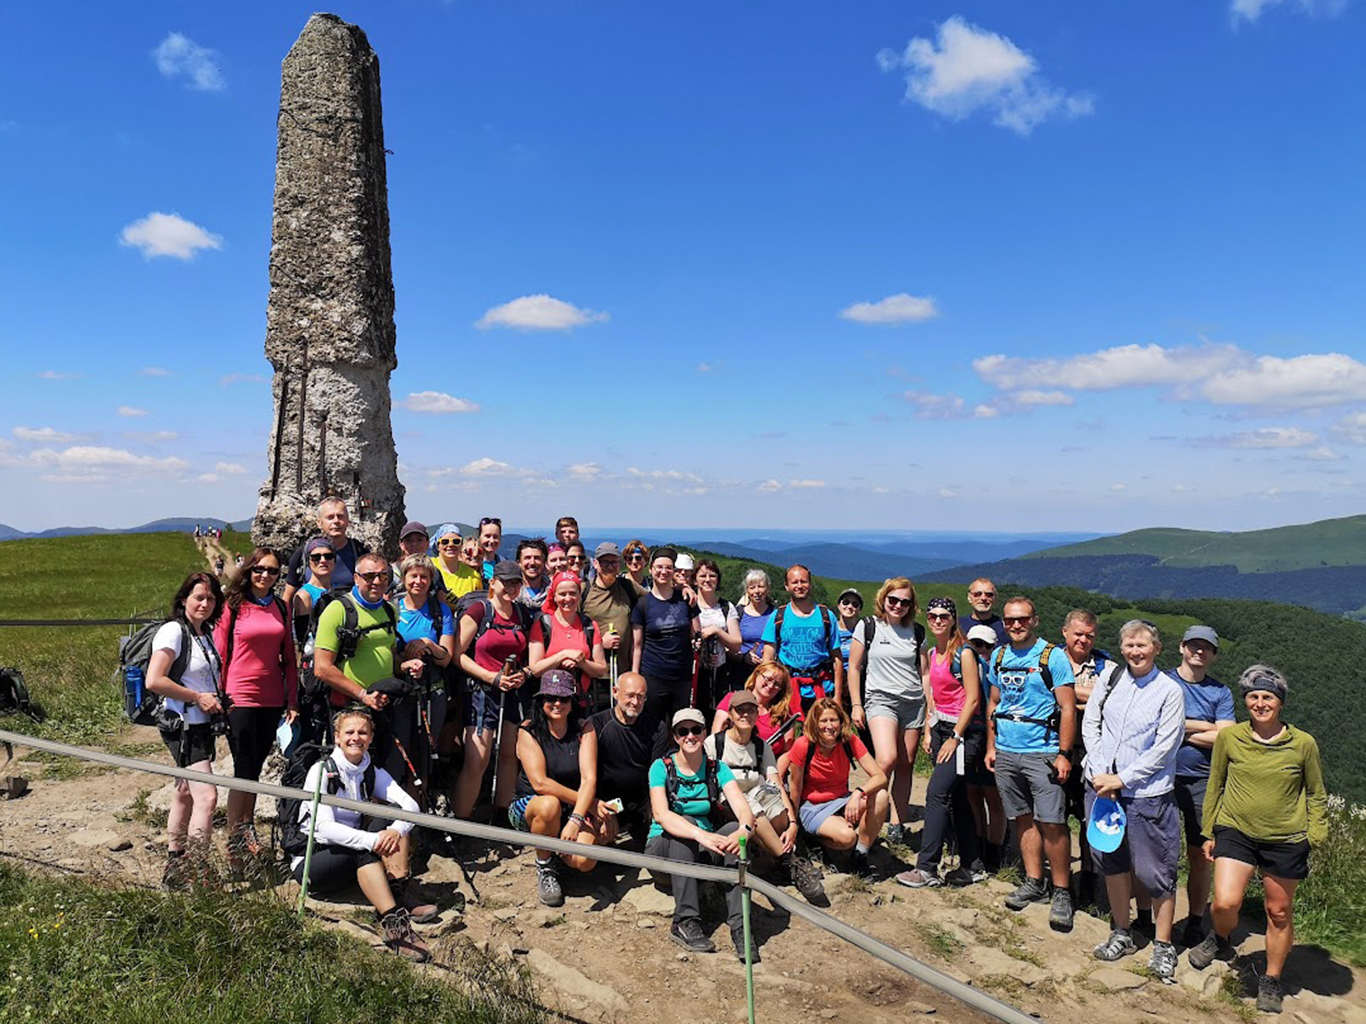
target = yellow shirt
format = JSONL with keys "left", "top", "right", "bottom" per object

{"left": 434, "top": 558, "right": 482, "bottom": 598}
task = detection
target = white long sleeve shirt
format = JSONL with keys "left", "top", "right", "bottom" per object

{"left": 291, "top": 748, "right": 418, "bottom": 866}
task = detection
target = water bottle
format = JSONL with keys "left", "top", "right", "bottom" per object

{"left": 123, "top": 664, "right": 144, "bottom": 719}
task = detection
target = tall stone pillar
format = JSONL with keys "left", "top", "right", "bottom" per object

{"left": 253, "top": 13, "right": 405, "bottom": 559}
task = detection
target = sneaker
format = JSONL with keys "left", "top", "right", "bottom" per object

{"left": 1094, "top": 928, "right": 1138, "bottom": 962}
{"left": 1187, "top": 931, "right": 1235, "bottom": 971}
{"left": 380, "top": 907, "right": 431, "bottom": 963}
{"left": 670, "top": 918, "right": 716, "bottom": 954}
{"left": 885, "top": 823, "right": 906, "bottom": 844}
{"left": 790, "top": 855, "right": 828, "bottom": 904}
{"left": 1180, "top": 916, "right": 1206, "bottom": 950}
{"left": 1256, "top": 975, "right": 1284, "bottom": 1014}
{"left": 535, "top": 857, "right": 564, "bottom": 908}
{"left": 968, "top": 860, "right": 991, "bottom": 884}
{"left": 944, "top": 867, "right": 976, "bottom": 887}
{"left": 731, "top": 926, "right": 761, "bottom": 964}
{"left": 1149, "top": 940, "right": 1178, "bottom": 981}
{"left": 849, "top": 849, "right": 873, "bottom": 879}
{"left": 1004, "top": 876, "right": 1050, "bottom": 911}
{"left": 895, "top": 868, "right": 942, "bottom": 889}
{"left": 1049, "top": 887, "right": 1075, "bottom": 932}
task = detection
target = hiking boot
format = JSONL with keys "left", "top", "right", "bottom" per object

{"left": 895, "top": 868, "right": 942, "bottom": 889}
{"left": 1256, "top": 975, "right": 1284, "bottom": 1013}
{"left": 789, "top": 855, "right": 828, "bottom": 904}
{"left": 161, "top": 851, "right": 190, "bottom": 892}
{"left": 1004, "top": 876, "right": 1049, "bottom": 911}
{"left": 228, "top": 822, "right": 264, "bottom": 860}
{"left": 1094, "top": 928, "right": 1138, "bottom": 962}
{"left": 944, "top": 866, "right": 980, "bottom": 887}
{"left": 1148, "top": 940, "right": 1178, "bottom": 982}
{"left": 391, "top": 876, "right": 439, "bottom": 924}
{"left": 186, "top": 840, "right": 222, "bottom": 890}
{"left": 849, "top": 849, "right": 873, "bottom": 879}
{"left": 1049, "top": 887, "right": 1075, "bottom": 932}
{"left": 1187, "top": 931, "right": 1235, "bottom": 971}
{"left": 967, "top": 860, "right": 992, "bottom": 883}
{"left": 535, "top": 857, "right": 564, "bottom": 908}
{"left": 670, "top": 918, "right": 716, "bottom": 954}
{"left": 1180, "top": 916, "right": 1206, "bottom": 950}
{"left": 380, "top": 907, "right": 431, "bottom": 963}
{"left": 731, "top": 926, "right": 761, "bottom": 964}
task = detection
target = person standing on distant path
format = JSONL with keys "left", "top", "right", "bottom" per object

{"left": 729, "top": 569, "right": 776, "bottom": 693}
{"left": 959, "top": 578, "right": 1007, "bottom": 647}
{"left": 216, "top": 548, "right": 298, "bottom": 875}
{"left": 581, "top": 542, "right": 644, "bottom": 676}
{"left": 1171, "top": 625, "right": 1235, "bottom": 949}
{"left": 1187, "top": 666, "right": 1326, "bottom": 1014}
{"left": 1084, "top": 620, "right": 1186, "bottom": 980}
{"left": 834, "top": 588, "right": 863, "bottom": 675}
{"left": 283, "top": 497, "right": 370, "bottom": 608}
{"left": 631, "top": 546, "right": 699, "bottom": 726}
{"left": 848, "top": 578, "right": 925, "bottom": 845}
{"left": 477, "top": 517, "right": 503, "bottom": 582}
{"left": 762, "top": 565, "right": 843, "bottom": 714}
{"left": 985, "top": 596, "right": 1078, "bottom": 931}
{"left": 621, "top": 538, "right": 650, "bottom": 589}
{"left": 515, "top": 538, "right": 551, "bottom": 609}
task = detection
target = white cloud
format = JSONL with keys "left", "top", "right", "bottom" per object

{"left": 878, "top": 17, "right": 1094, "bottom": 135}
{"left": 13, "top": 426, "right": 83, "bottom": 443}
{"left": 460, "top": 457, "right": 519, "bottom": 476}
{"left": 28, "top": 445, "right": 189, "bottom": 479}
{"left": 196, "top": 473, "right": 220, "bottom": 484}
{"left": 626, "top": 467, "right": 705, "bottom": 485}
{"left": 139, "top": 366, "right": 173, "bottom": 377}
{"left": 567, "top": 462, "right": 603, "bottom": 480}
{"left": 219, "top": 373, "right": 267, "bottom": 386}
{"left": 1173, "top": 483, "right": 1195, "bottom": 493}
{"left": 788, "top": 479, "right": 827, "bottom": 490}
{"left": 117, "top": 406, "right": 148, "bottom": 418}
{"left": 153, "top": 32, "right": 225, "bottom": 91}
{"left": 37, "top": 370, "right": 81, "bottom": 380}
{"left": 476, "top": 295, "right": 608, "bottom": 331}
{"left": 120, "top": 212, "right": 223, "bottom": 260}
{"left": 214, "top": 461, "right": 247, "bottom": 474}
{"left": 1231, "top": 0, "right": 1349, "bottom": 23}
{"left": 974, "top": 343, "right": 1241, "bottom": 391}
{"left": 1305, "top": 446, "right": 1342, "bottom": 461}
{"left": 757, "top": 479, "right": 783, "bottom": 493}
{"left": 973, "top": 404, "right": 1001, "bottom": 419}
{"left": 1331, "top": 412, "right": 1366, "bottom": 445}
{"left": 1110, "top": 483, "right": 1127, "bottom": 492}
{"left": 902, "top": 390, "right": 966, "bottom": 419}
{"left": 1011, "top": 389, "right": 1074, "bottom": 407}
{"left": 938, "top": 487, "right": 957, "bottom": 499}
{"left": 1200, "top": 353, "right": 1366, "bottom": 409}
{"left": 1196, "top": 426, "right": 1320, "bottom": 449}
{"left": 839, "top": 293, "right": 939, "bottom": 325}
{"left": 401, "top": 391, "right": 481, "bottom": 414}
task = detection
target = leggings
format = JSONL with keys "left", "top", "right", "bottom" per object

{"left": 227, "top": 706, "right": 284, "bottom": 781}
{"left": 917, "top": 720, "right": 984, "bottom": 873}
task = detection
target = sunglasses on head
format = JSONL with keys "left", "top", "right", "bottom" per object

{"left": 250, "top": 566, "right": 281, "bottom": 577}
{"left": 309, "top": 552, "right": 335, "bottom": 562}
{"left": 479, "top": 517, "right": 502, "bottom": 528}
{"left": 674, "top": 724, "right": 704, "bottom": 737}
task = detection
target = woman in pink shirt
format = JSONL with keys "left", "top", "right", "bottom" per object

{"left": 216, "top": 547, "right": 299, "bottom": 873}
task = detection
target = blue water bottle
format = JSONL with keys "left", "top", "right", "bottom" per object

{"left": 124, "top": 664, "right": 144, "bottom": 720}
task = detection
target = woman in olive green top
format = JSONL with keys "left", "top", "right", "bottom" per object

{"left": 1189, "top": 665, "right": 1327, "bottom": 1014}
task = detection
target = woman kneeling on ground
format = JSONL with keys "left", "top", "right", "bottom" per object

{"left": 648, "top": 708, "right": 760, "bottom": 961}
{"left": 705, "top": 688, "right": 826, "bottom": 903}
{"left": 512, "top": 669, "right": 612, "bottom": 907}
{"left": 787, "top": 697, "right": 889, "bottom": 877}
{"left": 293, "top": 708, "right": 438, "bottom": 962}
{"left": 1188, "top": 665, "right": 1327, "bottom": 1015}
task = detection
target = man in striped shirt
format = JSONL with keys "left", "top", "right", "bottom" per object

{"left": 1082, "top": 619, "right": 1186, "bottom": 981}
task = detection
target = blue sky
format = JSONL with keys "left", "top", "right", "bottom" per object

{"left": 2, "top": 1, "right": 1363, "bottom": 534}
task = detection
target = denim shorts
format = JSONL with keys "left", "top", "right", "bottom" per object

{"left": 463, "top": 681, "right": 523, "bottom": 733}
{"left": 799, "top": 794, "right": 852, "bottom": 834}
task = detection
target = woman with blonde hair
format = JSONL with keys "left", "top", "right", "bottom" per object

{"left": 847, "top": 576, "right": 925, "bottom": 844}
{"left": 621, "top": 538, "right": 650, "bottom": 589}
{"left": 711, "top": 662, "right": 800, "bottom": 756}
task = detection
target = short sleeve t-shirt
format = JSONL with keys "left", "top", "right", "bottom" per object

{"left": 631, "top": 591, "right": 695, "bottom": 679}
{"left": 788, "top": 734, "right": 869, "bottom": 804}
{"left": 646, "top": 757, "right": 737, "bottom": 838}
{"left": 1175, "top": 673, "right": 1235, "bottom": 778}
{"left": 696, "top": 600, "right": 738, "bottom": 668}
{"left": 581, "top": 576, "right": 643, "bottom": 667}
{"left": 988, "top": 639, "right": 1076, "bottom": 754}
{"left": 959, "top": 613, "right": 1007, "bottom": 647}
{"left": 704, "top": 731, "right": 777, "bottom": 794}
{"left": 432, "top": 559, "right": 483, "bottom": 599}
{"left": 737, "top": 606, "right": 774, "bottom": 660}
{"left": 530, "top": 613, "right": 594, "bottom": 691}
{"left": 462, "top": 602, "right": 528, "bottom": 674}
{"left": 153, "top": 622, "right": 221, "bottom": 726}
{"left": 861, "top": 619, "right": 924, "bottom": 701}
{"left": 397, "top": 597, "right": 455, "bottom": 645}
{"left": 590, "top": 708, "right": 668, "bottom": 802}
{"left": 761, "top": 604, "right": 838, "bottom": 673}
{"left": 314, "top": 596, "right": 396, "bottom": 688}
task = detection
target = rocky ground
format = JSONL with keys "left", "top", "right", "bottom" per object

{"left": 2, "top": 732, "right": 1362, "bottom": 1024}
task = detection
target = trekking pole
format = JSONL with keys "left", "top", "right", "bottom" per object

{"left": 690, "top": 642, "right": 701, "bottom": 709}
{"left": 738, "top": 833, "right": 756, "bottom": 1024}
{"left": 297, "top": 765, "right": 326, "bottom": 916}
{"left": 489, "top": 689, "right": 506, "bottom": 807}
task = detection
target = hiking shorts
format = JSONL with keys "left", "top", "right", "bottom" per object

{"left": 994, "top": 750, "right": 1066, "bottom": 824}
{"left": 799, "top": 794, "right": 852, "bottom": 835}
{"left": 464, "top": 681, "right": 523, "bottom": 734}
{"left": 162, "top": 723, "right": 216, "bottom": 769}
{"left": 1084, "top": 789, "right": 1180, "bottom": 898}
{"left": 1212, "top": 826, "right": 1310, "bottom": 881}
{"left": 1174, "top": 774, "right": 1209, "bottom": 845}
{"left": 864, "top": 690, "right": 926, "bottom": 730}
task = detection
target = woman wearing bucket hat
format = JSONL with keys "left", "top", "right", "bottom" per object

{"left": 1188, "top": 665, "right": 1327, "bottom": 1014}
{"left": 511, "top": 669, "right": 607, "bottom": 907}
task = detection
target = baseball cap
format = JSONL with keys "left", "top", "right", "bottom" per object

{"left": 966, "top": 624, "right": 998, "bottom": 645}
{"left": 671, "top": 707, "right": 706, "bottom": 730}
{"left": 728, "top": 689, "right": 760, "bottom": 710}
{"left": 1182, "top": 625, "right": 1220, "bottom": 650}
{"left": 675, "top": 553, "right": 695, "bottom": 570}
{"left": 400, "top": 520, "right": 428, "bottom": 540}
{"left": 535, "top": 670, "right": 576, "bottom": 699}
{"left": 837, "top": 588, "right": 863, "bottom": 606}
{"left": 1087, "top": 796, "right": 1127, "bottom": 854}
{"left": 595, "top": 541, "right": 621, "bottom": 558}
{"left": 492, "top": 559, "right": 522, "bottom": 582}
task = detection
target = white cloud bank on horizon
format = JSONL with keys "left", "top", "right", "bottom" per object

{"left": 153, "top": 33, "right": 225, "bottom": 92}
{"left": 840, "top": 293, "right": 939, "bottom": 325}
{"left": 476, "top": 295, "right": 609, "bottom": 331}
{"left": 120, "top": 212, "right": 223, "bottom": 260}
{"left": 402, "top": 391, "right": 481, "bottom": 414}
{"left": 1231, "top": 0, "right": 1350, "bottom": 23}
{"left": 877, "top": 17, "right": 1094, "bottom": 135}
{"left": 1194, "top": 426, "right": 1320, "bottom": 449}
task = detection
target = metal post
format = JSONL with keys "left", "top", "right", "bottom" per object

{"left": 739, "top": 833, "right": 756, "bottom": 1024}
{"left": 297, "top": 764, "right": 326, "bottom": 916}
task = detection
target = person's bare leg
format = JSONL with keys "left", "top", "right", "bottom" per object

{"left": 860, "top": 790, "right": 890, "bottom": 847}
{"left": 166, "top": 782, "right": 192, "bottom": 852}
{"left": 753, "top": 813, "right": 786, "bottom": 858}
{"left": 1106, "top": 872, "right": 1134, "bottom": 930}
{"left": 869, "top": 716, "right": 902, "bottom": 821}
{"left": 452, "top": 726, "right": 493, "bottom": 819}
{"left": 1016, "top": 813, "right": 1044, "bottom": 879}
{"left": 1261, "top": 875, "right": 1299, "bottom": 978}
{"left": 1040, "top": 822, "right": 1071, "bottom": 889}
{"left": 493, "top": 729, "right": 520, "bottom": 809}
{"left": 1186, "top": 843, "right": 1212, "bottom": 923}
{"left": 357, "top": 861, "right": 398, "bottom": 913}
{"left": 1210, "top": 857, "right": 1256, "bottom": 939}
{"left": 186, "top": 764, "right": 217, "bottom": 840}
{"left": 818, "top": 816, "right": 858, "bottom": 852}
{"left": 1154, "top": 893, "right": 1177, "bottom": 944}
{"left": 894, "top": 726, "right": 919, "bottom": 827}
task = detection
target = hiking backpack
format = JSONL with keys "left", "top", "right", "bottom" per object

{"left": 299, "top": 593, "right": 398, "bottom": 700}
{"left": 275, "top": 741, "right": 376, "bottom": 857}
{"left": 0, "top": 667, "right": 45, "bottom": 724}
{"left": 705, "top": 727, "right": 763, "bottom": 773}
{"left": 535, "top": 611, "right": 598, "bottom": 655}
{"left": 460, "top": 598, "right": 532, "bottom": 685}
{"left": 661, "top": 754, "right": 721, "bottom": 813}
{"left": 990, "top": 641, "right": 1061, "bottom": 739}
{"left": 770, "top": 603, "right": 836, "bottom": 666}
{"left": 853, "top": 615, "right": 925, "bottom": 674}
{"left": 118, "top": 620, "right": 193, "bottom": 726}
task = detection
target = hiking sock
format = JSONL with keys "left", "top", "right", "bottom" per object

{"left": 854, "top": 841, "right": 870, "bottom": 855}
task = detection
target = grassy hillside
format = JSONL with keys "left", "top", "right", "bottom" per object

{"left": 1022, "top": 514, "right": 1366, "bottom": 572}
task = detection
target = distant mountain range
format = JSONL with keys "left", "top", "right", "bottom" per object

{"left": 0, "top": 517, "right": 252, "bottom": 541}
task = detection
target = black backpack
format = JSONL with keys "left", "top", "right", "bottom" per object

{"left": 536, "top": 611, "right": 598, "bottom": 653}
{"left": 275, "top": 742, "right": 377, "bottom": 857}
{"left": 461, "top": 598, "right": 532, "bottom": 684}
{"left": 118, "top": 620, "right": 193, "bottom": 726}
{"left": 801, "top": 736, "right": 858, "bottom": 771}
{"left": 661, "top": 754, "right": 721, "bottom": 813}
{"left": 0, "top": 667, "right": 45, "bottom": 724}
{"left": 300, "top": 593, "right": 398, "bottom": 700}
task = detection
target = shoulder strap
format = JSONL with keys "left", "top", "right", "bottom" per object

{"left": 363, "top": 762, "right": 376, "bottom": 802}
{"left": 862, "top": 615, "right": 876, "bottom": 648}
{"left": 993, "top": 645, "right": 1006, "bottom": 674}
{"left": 843, "top": 738, "right": 857, "bottom": 764}
{"left": 706, "top": 757, "right": 721, "bottom": 808}
{"left": 820, "top": 606, "right": 833, "bottom": 651}
{"left": 167, "top": 621, "right": 193, "bottom": 683}
{"left": 662, "top": 756, "right": 680, "bottom": 809}
{"left": 708, "top": 729, "right": 727, "bottom": 763}
{"left": 537, "top": 612, "right": 553, "bottom": 645}
{"left": 773, "top": 605, "right": 786, "bottom": 648}
{"left": 1038, "top": 642, "right": 1056, "bottom": 690}
{"left": 339, "top": 594, "right": 359, "bottom": 634}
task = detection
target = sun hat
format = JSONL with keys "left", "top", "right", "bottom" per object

{"left": 671, "top": 707, "right": 706, "bottom": 730}
{"left": 675, "top": 553, "right": 696, "bottom": 570}
{"left": 1087, "top": 796, "right": 1127, "bottom": 854}
{"left": 728, "top": 689, "right": 760, "bottom": 710}
{"left": 535, "top": 670, "right": 576, "bottom": 699}
{"left": 966, "top": 624, "right": 998, "bottom": 645}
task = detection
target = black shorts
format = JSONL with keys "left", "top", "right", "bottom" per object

{"left": 1174, "top": 774, "right": 1208, "bottom": 845}
{"left": 227, "top": 706, "right": 284, "bottom": 781}
{"left": 1212, "top": 825, "right": 1310, "bottom": 881}
{"left": 162, "top": 723, "right": 216, "bottom": 768}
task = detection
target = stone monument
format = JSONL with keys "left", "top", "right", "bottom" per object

{"left": 253, "top": 13, "right": 405, "bottom": 558}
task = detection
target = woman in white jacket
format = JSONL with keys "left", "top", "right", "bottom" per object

{"left": 293, "top": 708, "right": 439, "bottom": 961}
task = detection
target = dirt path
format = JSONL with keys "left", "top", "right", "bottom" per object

{"left": 2, "top": 735, "right": 1361, "bottom": 1024}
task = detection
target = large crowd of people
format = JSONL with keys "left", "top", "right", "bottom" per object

{"left": 140, "top": 501, "right": 1326, "bottom": 1007}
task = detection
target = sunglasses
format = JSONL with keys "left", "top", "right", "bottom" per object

{"left": 926, "top": 612, "right": 953, "bottom": 622}
{"left": 674, "top": 725, "right": 705, "bottom": 738}
{"left": 626, "top": 552, "right": 645, "bottom": 561}
{"left": 438, "top": 539, "right": 461, "bottom": 548}
{"left": 885, "top": 596, "right": 912, "bottom": 608}
{"left": 356, "top": 571, "right": 388, "bottom": 584}
{"left": 731, "top": 704, "right": 758, "bottom": 715}
{"left": 567, "top": 555, "right": 587, "bottom": 564}
{"left": 1003, "top": 615, "right": 1032, "bottom": 625}
{"left": 479, "top": 517, "right": 502, "bottom": 528}
{"left": 969, "top": 590, "right": 995, "bottom": 598}
{"left": 309, "top": 552, "right": 335, "bottom": 562}
{"left": 541, "top": 694, "right": 572, "bottom": 705}
{"left": 250, "top": 566, "right": 281, "bottom": 577}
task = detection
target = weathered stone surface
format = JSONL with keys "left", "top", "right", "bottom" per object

{"left": 622, "top": 882, "right": 675, "bottom": 916}
{"left": 964, "top": 946, "right": 1052, "bottom": 987}
{"left": 1090, "top": 966, "right": 1148, "bottom": 991}
{"left": 68, "top": 828, "right": 121, "bottom": 849}
{"left": 255, "top": 14, "right": 405, "bottom": 559}
{"left": 525, "top": 948, "right": 629, "bottom": 1015}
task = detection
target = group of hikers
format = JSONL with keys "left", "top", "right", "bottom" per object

{"left": 139, "top": 500, "right": 1326, "bottom": 1010}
